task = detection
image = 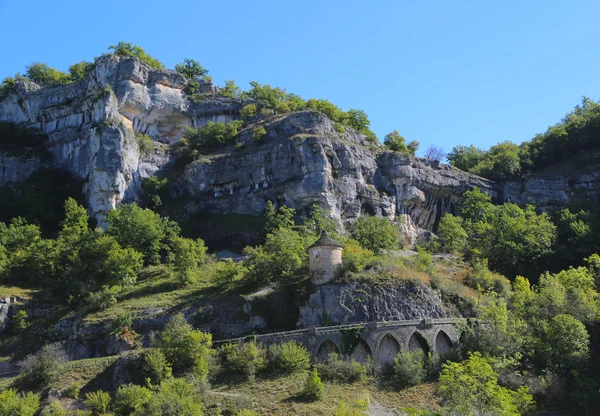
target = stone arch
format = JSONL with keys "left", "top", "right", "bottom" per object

{"left": 408, "top": 331, "right": 430, "bottom": 355}
{"left": 316, "top": 339, "right": 340, "bottom": 362}
{"left": 378, "top": 333, "right": 401, "bottom": 374}
{"left": 434, "top": 329, "right": 453, "bottom": 355}
{"left": 349, "top": 339, "right": 372, "bottom": 364}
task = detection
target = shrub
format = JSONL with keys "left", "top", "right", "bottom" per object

{"left": 393, "top": 350, "right": 426, "bottom": 388}
{"left": 351, "top": 215, "right": 400, "bottom": 254}
{"left": 10, "top": 309, "right": 30, "bottom": 333}
{"left": 251, "top": 126, "right": 267, "bottom": 143}
{"left": 25, "top": 62, "right": 71, "bottom": 86}
{"left": 220, "top": 342, "right": 265, "bottom": 380}
{"left": 141, "top": 349, "right": 172, "bottom": 386}
{"left": 220, "top": 80, "right": 242, "bottom": 98}
{"left": 113, "top": 384, "right": 153, "bottom": 416}
{"left": 315, "top": 353, "right": 368, "bottom": 383}
{"left": 144, "top": 378, "right": 204, "bottom": 416}
{"left": 65, "top": 382, "right": 81, "bottom": 399}
{"left": 109, "top": 42, "right": 164, "bottom": 69}
{"left": 18, "top": 343, "right": 67, "bottom": 390}
{"left": 84, "top": 390, "right": 111, "bottom": 415}
{"left": 236, "top": 410, "right": 259, "bottom": 416}
{"left": 240, "top": 104, "right": 257, "bottom": 120}
{"left": 87, "top": 285, "right": 118, "bottom": 310}
{"left": 172, "top": 236, "right": 207, "bottom": 286}
{"left": 175, "top": 58, "right": 209, "bottom": 80}
{"left": 333, "top": 401, "right": 367, "bottom": 416}
{"left": 268, "top": 341, "right": 311, "bottom": 374}
{"left": 69, "top": 61, "right": 93, "bottom": 81}
{"left": 0, "top": 389, "right": 41, "bottom": 416}
{"left": 156, "top": 313, "right": 213, "bottom": 377}
{"left": 40, "top": 400, "right": 67, "bottom": 416}
{"left": 303, "top": 368, "right": 324, "bottom": 401}
{"left": 342, "top": 240, "right": 377, "bottom": 274}
{"left": 466, "top": 259, "right": 510, "bottom": 298}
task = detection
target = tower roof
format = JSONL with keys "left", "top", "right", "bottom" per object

{"left": 308, "top": 231, "right": 343, "bottom": 250}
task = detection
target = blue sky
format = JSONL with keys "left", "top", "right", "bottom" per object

{"left": 1, "top": 0, "right": 598, "bottom": 156}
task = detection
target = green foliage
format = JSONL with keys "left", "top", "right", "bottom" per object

{"left": 303, "top": 368, "right": 324, "bottom": 401}
{"left": 220, "top": 80, "right": 242, "bottom": 98}
{"left": 65, "top": 382, "right": 81, "bottom": 399}
{"left": 156, "top": 313, "right": 212, "bottom": 377}
{"left": 315, "top": 353, "right": 368, "bottom": 383}
{"left": 144, "top": 378, "right": 204, "bottom": 416}
{"left": 393, "top": 350, "right": 426, "bottom": 388}
{"left": 69, "top": 61, "right": 93, "bottom": 81}
{"left": 466, "top": 259, "right": 511, "bottom": 297}
{"left": 345, "top": 109, "right": 370, "bottom": 132}
{"left": 172, "top": 236, "right": 207, "bottom": 286}
{"left": 212, "top": 259, "right": 246, "bottom": 289}
{"left": 18, "top": 343, "right": 67, "bottom": 390}
{"left": 268, "top": 341, "right": 311, "bottom": 374}
{"left": 306, "top": 99, "right": 347, "bottom": 124}
{"left": 106, "top": 203, "right": 180, "bottom": 265}
{"left": 178, "top": 120, "right": 242, "bottom": 157}
{"left": 0, "top": 389, "right": 41, "bottom": 416}
{"left": 0, "top": 76, "right": 21, "bottom": 100}
{"left": 459, "top": 187, "right": 556, "bottom": 278}
{"left": 40, "top": 400, "right": 68, "bottom": 416}
{"left": 141, "top": 349, "right": 173, "bottom": 386}
{"left": 537, "top": 314, "right": 590, "bottom": 373}
{"left": 251, "top": 126, "right": 267, "bottom": 143}
{"left": 244, "top": 227, "right": 306, "bottom": 285}
{"left": 351, "top": 215, "right": 399, "bottom": 254}
{"left": 136, "top": 134, "right": 155, "bottom": 156}
{"left": 300, "top": 204, "right": 338, "bottom": 237}
{"left": 84, "top": 390, "right": 111, "bottom": 415}
{"left": 449, "top": 98, "right": 600, "bottom": 179}
{"left": 142, "top": 176, "right": 169, "bottom": 210}
{"left": 341, "top": 240, "right": 377, "bottom": 274}
{"left": 438, "top": 352, "right": 535, "bottom": 416}
{"left": 240, "top": 104, "right": 257, "bottom": 121}
{"left": 88, "top": 285, "right": 118, "bottom": 310}
{"left": 246, "top": 81, "right": 306, "bottom": 113}
{"left": 436, "top": 214, "right": 467, "bottom": 253}
{"left": 175, "top": 58, "right": 209, "bottom": 80}
{"left": 10, "top": 309, "right": 30, "bottom": 333}
{"left": 447, "top": 145, "right": 486, "bottom": 171}
{"left": 25, "top": 62, "right": 71, "bottom": 86}
{"left": 264, "top": 200, "right": 295, "bottom": 234}
{"left": 113, "top": 384, "right": 153, "bottom": 416}
{"left": 220, "top": 341, "right": 266, "bottom": 380}
{"left": 109, "top": 42, "right": 164, "bottom": 69}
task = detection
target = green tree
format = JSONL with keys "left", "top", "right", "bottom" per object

{"left": 244, "top": 227, "right": 307, "bottom": 285}
{"left": 220, "top": 80, "right": 242, "bottom": 98}
{"left": 306, "top": 99, "right": 346, "bottom": 123}
{"left": 0, "top": 389, "right": 40, "bottom": 416}
{"left": 113, "top": 384, "right": 153, "bottom": 416}
{"left": 537, "top": 314, "right": 590, "bottom": 373}
{"left": 264, "top": 200, "right": 295, "bottom": 234}
{"left": 144, "top": 378, "right": 204, "bottom": 416}
{"left": 140, "top": 349, "right": 172, "bottom": 386}
{"left": 106, "top": 203, "right": 180, "bottom": 265}
{"left": 68, "top": 61, "right": 93, "bottom": 81}
{"left": 345, "top": 109, "right": 370, "bottom": 131}
{"left": 301, "top": 204, "right": 338, "bottom": 236}
{"left": 240, "top": 103, "right": 257, "bottom": 120}
{"left": 351, "top": 215, "right": 399, "bottom": 254}
{"left": 437, "top": 214, "right": 467, "bottom": 253}
{"left": 393, "top": 350, "right": 426, "bottom": 388}
{"left": 252, "top": 126, "right": 267, "bottom": 142}
{"left": 438, "top": 352, "right": 535, "bottom": 416}
{"left": 175, "top": 58, "right": 209, "bottom": 80}
{"left": 156, "top": 313, "right": 212, "bottom": 377}
{"left": 25, "top": 63, "right": 71, "bottom": 86}
{"left": 172, "top": 236, "right": 207, "bottom": 285}
{"left": 303, "top": 368, "right": 324, "bottom": 401}
{"left": 109, "top": 42, "right": 164, "bottom": 69}
{"left": 446, "top": 145, "right": 486, "bottom": 172}
{"left": 384, "top": 130, "right": 408, "bottom": 152}
{"left": 407, "top": 140, "right": 420, "bottom": 155}
{"left": 84, "top": 390, "right": 111, "bottom": 415}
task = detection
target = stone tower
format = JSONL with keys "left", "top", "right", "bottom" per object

{"left": 308, "top": 232, "right": 343, "bottom": 285}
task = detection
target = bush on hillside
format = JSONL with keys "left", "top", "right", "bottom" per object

{"left": 268, "top": 341, "right": 311, "bottom": 374}
{"left": 315, "top": 353, "right": 368, "bottom": 383}
{"left": 303, "top": 368, "right": 324, "bottom": 401}
{"left": 393, "top": 350, "right": 426, "bottom": 388}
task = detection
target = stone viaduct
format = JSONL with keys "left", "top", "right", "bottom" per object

{"left": 214, "top": 318, "right": 461, "bottom": 374}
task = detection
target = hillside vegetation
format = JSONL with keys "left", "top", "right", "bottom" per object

{"left": 0, "top": 43, "right": 599, "bottom": 416}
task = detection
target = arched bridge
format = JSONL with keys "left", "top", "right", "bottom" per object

{"left": 213, "top": 318, "right": 462, "bottom": 374}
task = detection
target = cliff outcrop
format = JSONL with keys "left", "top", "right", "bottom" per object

{"left": 0, "top": 55, "right": 496, "bottom": 239}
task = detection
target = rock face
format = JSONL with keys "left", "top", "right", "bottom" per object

{"left": 503, "top": 151, "right": 600, "bottom": 211}
{"left": 177, "top": 111, "right": 496, "bottom": 242}
{"left": 0, "top": 55, "right": 495, "bottom": 238}
{"left": 0, "top": 55, "right": 240, "bottom": 224}
{"left": 297, "top": 282, "right": 448, "bottom": 328}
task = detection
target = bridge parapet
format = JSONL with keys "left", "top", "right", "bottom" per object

{"left": 213, "top": 318, "right": 464, "bottom": 375}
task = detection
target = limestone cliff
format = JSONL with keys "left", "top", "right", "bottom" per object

{"left": 0, "top": 55, "right": 495, "bottom": 239}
